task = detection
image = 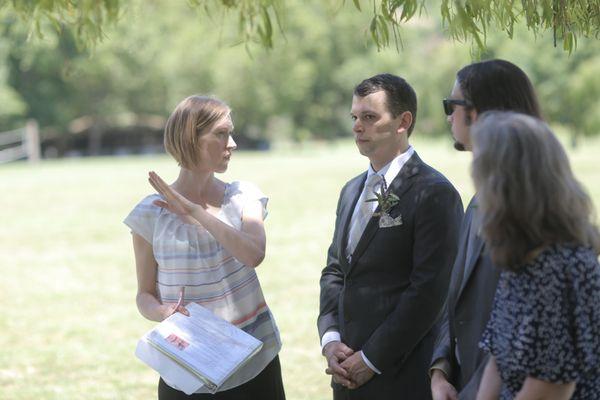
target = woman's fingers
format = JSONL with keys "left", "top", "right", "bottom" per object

{"left": 150, "top": 172, "right": 181, "bottom": 205}
{"left": 165, "top": 304, "right": 190, "bottom": 318}
{"left": 174, "top": 287, "right": 189, "bottom": 316}
{"left": 151, "top": 172, "right": 171, "bottom": 194}
{"left": 148, "top": 172, "right": 165, "bottom": 194}
{"left": 176, "top": 305, "right": 190, "bottom": 317}
{"left": 148, "top": 177, "right": 163, "bottom": 196}
{"left": 152, "top": 199, "right": 169, "bottom": 209}
{"left": 148, "top": 172, "right": 168, "bottom": 195}
{"left": 148, "top": 172, "right": 176, "bottom": 204}
{"left": 148, "top": 171, "right": 191, "bottom": 216}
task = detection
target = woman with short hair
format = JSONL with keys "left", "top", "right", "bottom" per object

{"left": 125, "top": 95, "right": 285, "bottom": 399}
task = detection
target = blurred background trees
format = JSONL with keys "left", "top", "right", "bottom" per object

{"left": 0, "top": 0, "right": 599, "bottom": 152}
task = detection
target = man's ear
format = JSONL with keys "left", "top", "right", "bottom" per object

{"left": 467, "top": 109, "right": 478, "bottom": 126}
{"left": 396, "top": 111, "right": 412, "bottom": 134}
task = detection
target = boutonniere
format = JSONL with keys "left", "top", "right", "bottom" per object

{"left": 366, "top": 177, "right": 403, "bottom": 228}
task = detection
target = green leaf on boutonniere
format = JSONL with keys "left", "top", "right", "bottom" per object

{"left": 367, "top": 177, "right": 400, "bottom": 217}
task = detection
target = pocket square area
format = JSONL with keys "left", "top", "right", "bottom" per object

{"left": 379, "top": 213, "right": 403, "bottom": 228}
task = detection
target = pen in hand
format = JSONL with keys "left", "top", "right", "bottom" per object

{"left": 173, "top": 286, "right": 190, "bottom": 317}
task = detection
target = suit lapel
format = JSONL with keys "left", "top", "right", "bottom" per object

{"left": 447, "top": 198, "right": 475, "bottom": 308}
{"left": 338, "top": 173, "right": 366, "bottom": 268}
{"left": 457, "top": 199, "right": 485, "bottom": 296}
{"left": 348, "top": 153, "right": 422, "bottom": 272}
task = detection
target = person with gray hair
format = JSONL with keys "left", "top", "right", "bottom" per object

{"left": 471, "top": 112, "right": 600, "bottom": 399}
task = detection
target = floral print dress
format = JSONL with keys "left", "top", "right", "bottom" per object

{"left": 481, "top": 244, "right": 600, "bottom": 399}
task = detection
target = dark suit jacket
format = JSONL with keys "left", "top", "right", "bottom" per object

{"left": 431, "top": 197, "right": 501, "bottom": 400}
{"left": 318, "top": 152, "right": 463, "bottom": 399}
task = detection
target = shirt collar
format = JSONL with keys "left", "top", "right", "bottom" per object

{"left": 367, "top": 146, "right": 415, "bottom": 185}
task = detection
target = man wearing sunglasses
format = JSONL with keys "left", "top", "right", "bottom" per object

{"left": 430, "top": 59, "right": 543, "bottom": 400}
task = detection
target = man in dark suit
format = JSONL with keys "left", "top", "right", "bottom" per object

{"left": 318, "top": 73, "right": 463, "bottom": 400}
{"left": 430, "top": 60, "right": 543, "bottom": 400}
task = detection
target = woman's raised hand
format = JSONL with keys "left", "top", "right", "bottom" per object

{"left": 148, "top": 171, "right": 196, "bottom": 216}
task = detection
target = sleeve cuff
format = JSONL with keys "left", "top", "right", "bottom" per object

{"left": 360, "top": 351, "right": 381, "bottom": 374}
{"left": 321, "top": 330, "right": 341, "bottom": 351}
{"left": 429, "top": 358, "right": 451, "bottom": 380}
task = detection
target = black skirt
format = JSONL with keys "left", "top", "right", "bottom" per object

{"left": 158, "top": 356, "right": 285, "bottom": 400}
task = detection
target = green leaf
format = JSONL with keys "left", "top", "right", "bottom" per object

{"left": 369, "top": 15, "right": 379, "bottom": 47}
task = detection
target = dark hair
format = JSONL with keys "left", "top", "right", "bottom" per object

{"left": 354, "top": 73, "right": 418, "bottom": 136}
{"left": 457, "top": 59, "right": 542, "bottom": 119}
{"left": 471, "top": 111, "right": 600, "bottom": 270}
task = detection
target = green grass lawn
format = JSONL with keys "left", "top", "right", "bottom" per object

{"left": 1, "top": 136, "right": 598, "bottom": 400}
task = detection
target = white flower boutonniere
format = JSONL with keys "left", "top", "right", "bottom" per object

{"left": 366, "top": 177, "right": 403, "bottom": 228}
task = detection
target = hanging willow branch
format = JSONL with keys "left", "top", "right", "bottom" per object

{"left": 2, "top": 0, "right": 599, "bottom": 52}
{"left": 1, "top": 0, "right": 121, "bottom": 48}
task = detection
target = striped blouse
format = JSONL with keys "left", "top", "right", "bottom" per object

{"left": 124, "top": 181, "right": 281, "bottom": 393}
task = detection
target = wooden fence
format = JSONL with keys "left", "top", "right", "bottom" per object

{"left": 0, "top": 120, "right": 40, "bottom": 164}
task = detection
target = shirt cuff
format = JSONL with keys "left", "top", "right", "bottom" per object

{"left": 429, "top": 358, "right": 451, "bottom": 380}
{"left": 360, "top": 351, "right": 381, "bottom": 374}
{"left": 321, "top": 330, "right": 341, "bottom": 351}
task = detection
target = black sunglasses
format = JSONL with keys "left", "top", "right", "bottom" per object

{"left": 443, "top": 98, "right": 471, "bottom": 116}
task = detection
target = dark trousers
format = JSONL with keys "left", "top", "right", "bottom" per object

{"left": 158, "top": 356, "right": 285, "bottom": 400}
